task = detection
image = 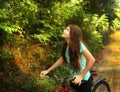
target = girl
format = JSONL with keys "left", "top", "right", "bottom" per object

{"left": 40, "top": 24, "right": 95, "bottom": 92}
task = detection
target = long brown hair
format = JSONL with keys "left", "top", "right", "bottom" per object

{"left": 62, "top": 24, "right": 83, "bottom": 71}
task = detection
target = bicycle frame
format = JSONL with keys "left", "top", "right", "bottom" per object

{"left": 61, "top": 88, "right": 70, "bottom": 92}
{"left": 47, "top": 73, "right": 74, "bottom": 92}
{"left": 47, "top": 71, "right": 110, "bottom": 92}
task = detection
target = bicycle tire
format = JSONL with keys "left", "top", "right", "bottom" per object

{"left": 92, "top": 80, "right": 110, "bottom": 92}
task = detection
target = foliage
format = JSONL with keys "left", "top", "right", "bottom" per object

{"left": 0, "top": 47, "right": 55, "bottom": 92}
{"left": 111, "top": 5, "right": 120, "bottom": 30}
{"left": 79, "top": 14, "right": 109, "bottom": 53}
{"left": 111, "top": 18, "right": 120, "bottom": 30}
{"left": 0, "top": 69, "right": 55, "bottom": 92}
{"left": 110, "top": 31, "right": 120, "bottom": 41}
{"left": 83, "top": 0, "right": 117, "bottom": 24}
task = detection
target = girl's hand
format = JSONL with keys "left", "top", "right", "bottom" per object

{"left": 73, "top": 75, "right": 83, "bottom": 86}
{"left": 40, "top": 70, "right": 49, "bottom": 79}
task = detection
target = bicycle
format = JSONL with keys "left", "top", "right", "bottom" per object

{"left": 46, "top": 70, "right": 111, "bottom": 92}
{"left": 90, "top": 70, "right": 110, "bottom": 92}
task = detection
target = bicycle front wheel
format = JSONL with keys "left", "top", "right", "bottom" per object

{"left": 92, "top": 80, "right": 110, "bottom": 92}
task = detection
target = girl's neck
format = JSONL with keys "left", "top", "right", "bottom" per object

{"left": 65, "top": 39, "right": 70, "bottom": 45}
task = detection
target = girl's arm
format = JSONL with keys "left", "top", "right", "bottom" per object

{"left": 40, "top": 56, "right": 64, "bottom": 78}
{"left": 73, "top": 49, "right": 95, "bottom": 85}
{"left": 80, "top": 49, "right": 95, "bottom": 78}
{"left": 47, "top": 56, "right": 64, "bottom": 73}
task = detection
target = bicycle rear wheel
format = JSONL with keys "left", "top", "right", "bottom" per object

{"left": 92, "top": 80, "right": 110, "bottom": 92}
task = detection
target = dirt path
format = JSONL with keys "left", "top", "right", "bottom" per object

{"left": 94, "top": 31, "right": 120, "bottom": 92}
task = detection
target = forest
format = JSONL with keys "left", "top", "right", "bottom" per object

{"left": 0, "top": 0, "right": 120, "bottom": 92}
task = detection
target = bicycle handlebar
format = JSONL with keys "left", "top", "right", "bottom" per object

{"left": 46, "top": 72, "right": 87, "bottom": 83}
{"left": 46, "top": 72, "right": 72, "bottom": 83}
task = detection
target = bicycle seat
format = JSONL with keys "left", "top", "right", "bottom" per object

{"left": 90, "top": 70, "right": 98, "bottom": 77}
